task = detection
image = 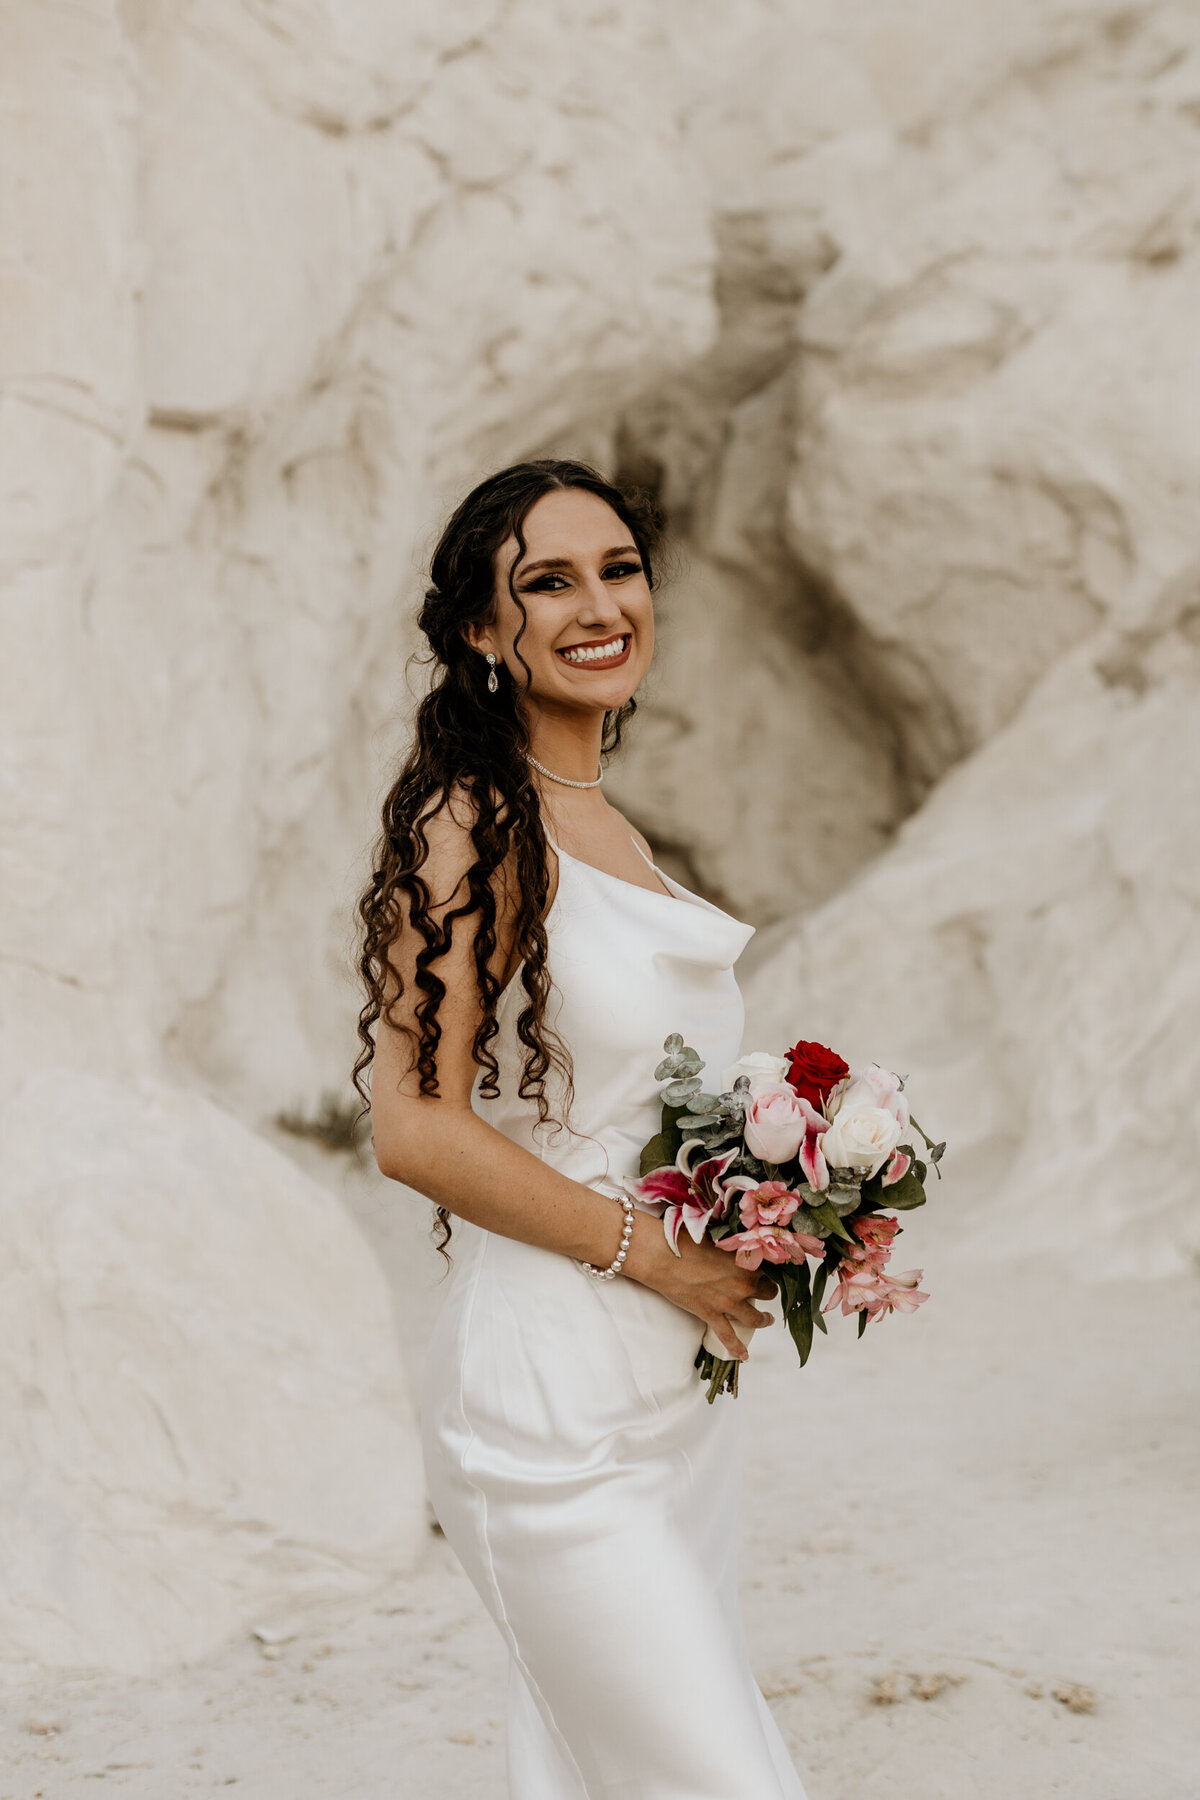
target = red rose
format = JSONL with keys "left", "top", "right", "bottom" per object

{"left": 784, "top": 1039, "right": 849, "bottom": 1112}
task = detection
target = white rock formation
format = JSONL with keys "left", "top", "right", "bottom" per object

{"left": 742, "top": 584, "right": 1200, "bottom": 1278}
{"left": 4, "top": 0, "right": 1200, "bottom": 1668}
{"left": 0, "top": 1072, "right": 424, "bottom": 1673}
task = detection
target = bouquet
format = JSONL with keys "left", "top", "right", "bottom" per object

{"left": 628, "top": 1034, "right": 945, "bottom": 1400}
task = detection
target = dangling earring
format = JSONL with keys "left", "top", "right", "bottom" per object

{"left": 485, "top": 651, "right": 499, "bottom": 695}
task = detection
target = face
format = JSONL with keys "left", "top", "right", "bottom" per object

{"left": 468, "top": 488, "right": 655, "bottom": 713}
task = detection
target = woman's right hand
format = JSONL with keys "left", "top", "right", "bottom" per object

{"left": 623, "top": 1209, "right": 776, "bottom": 1361}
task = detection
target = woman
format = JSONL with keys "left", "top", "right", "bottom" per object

{"left": 357, "top": 460, "right": 807, "bottom": 1798}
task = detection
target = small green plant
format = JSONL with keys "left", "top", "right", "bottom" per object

{"left": 275, "top": 1091, "right": 370, "bottom": 1156}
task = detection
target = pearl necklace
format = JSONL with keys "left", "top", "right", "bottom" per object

{"left": 526, "top": 753, "right": 604, "bottom": 789}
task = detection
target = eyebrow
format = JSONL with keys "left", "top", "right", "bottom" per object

{"left": 517, "top": 543, "right": 641, "bottom": 577}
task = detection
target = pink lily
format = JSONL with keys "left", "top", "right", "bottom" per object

{"left": 630, "top": 1141, "right": 739, "bottom": 1252}
{"left": 795, "top": 1095, "right": 831, "bottom": 1192}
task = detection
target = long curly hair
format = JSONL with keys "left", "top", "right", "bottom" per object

{"left": 354, "top": 459, "right": 663, "bottom": 1255}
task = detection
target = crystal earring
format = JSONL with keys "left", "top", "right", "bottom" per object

{"left": 485, "top": 651, "right": 499, "bottom": 695}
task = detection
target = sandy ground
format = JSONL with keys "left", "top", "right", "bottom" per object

{"left": 4, "top": 1147, "right": 1198, "bottom": 1800}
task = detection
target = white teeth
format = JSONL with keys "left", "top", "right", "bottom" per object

{"left": 560, "top": 635, "right": 628, "bottom": 665}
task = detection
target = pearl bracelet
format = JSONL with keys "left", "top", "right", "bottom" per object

{"left": 580, "top": 1194, "right": 635, "bottom": 1281}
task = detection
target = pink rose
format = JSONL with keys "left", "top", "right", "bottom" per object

{"left": 742, "top": 1085, "right": 809, "bottom": 1163}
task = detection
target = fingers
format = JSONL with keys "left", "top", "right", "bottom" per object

{"left": 708, "top": 1315, "right": 749, "bottom": 1361}
{"left": 728, "top": 1301, "right": 774, "bottom": 1331}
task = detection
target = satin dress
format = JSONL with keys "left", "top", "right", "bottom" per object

{"left": 420, "top": 831, "right": 807, "bottom": 1800}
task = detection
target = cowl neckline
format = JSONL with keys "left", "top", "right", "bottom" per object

{"left": 545, "top": 830, "right": 756, "bottom": 966}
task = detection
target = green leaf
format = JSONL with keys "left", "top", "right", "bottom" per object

{"left": 857, "top": 1308, "right": 869, "bottom": 1339}
{"left": 664, "top": 1033, "right": 684, "bottom": 1053}
{"left": 908, "top": 1114, "right": 946, "bottom": 1172}
{"left": 664, "top": 1075, "right": 704, "bottom": 1106}
{"left": 806, "top": 1199, "right": 855, "bottom": 1242}
{"left": 811, "top": 1259, "right": 830, "bottom": 1333}
{"left": 772, "top": 1264, "right": 798, "bottom": 1313}
{"left": 787, "top": 1299, "right": 814, "bottom": 1365}
{"left": 638, "top": 1133, "right": 677, "bottom": 1178}
{"left": 781, "top": 1264, "right": 813, "bottom": 1366}
{"left": 881, "top": 1169, "right": 927, "bottom": 1211}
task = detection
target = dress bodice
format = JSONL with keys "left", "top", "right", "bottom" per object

{"left": 471, "top": 831, "right": 756, "bottom": 1200}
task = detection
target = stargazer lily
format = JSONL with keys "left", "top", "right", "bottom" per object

{"left": 631, "top": 1140, "right": 740, "bottom": 1253}
{"left": 795, "top": 1094, "right": 831, "bottom": 1192}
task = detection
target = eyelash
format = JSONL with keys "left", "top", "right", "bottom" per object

{"left": 521, "top": 561, "right": 642, "bottom": 594}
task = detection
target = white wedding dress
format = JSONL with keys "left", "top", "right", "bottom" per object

{"left": 420, "top": 830, "right": 808, "bottom": 1799}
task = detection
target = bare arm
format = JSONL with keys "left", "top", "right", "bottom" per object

{"left": 369, "top": 792, "right": 773, "bottom": 1359}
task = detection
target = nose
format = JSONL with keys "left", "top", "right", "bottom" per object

{"left": 578, "top": 571, "right": 624, "bottom": 626}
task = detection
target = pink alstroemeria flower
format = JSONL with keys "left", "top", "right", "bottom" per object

{"left": 718, "top": 1224, "right": 825, "bottom": 1271}
{"left": 631, "top": 1141, "right": 739, "bottom": 1252}
{"left": 874, "top": 1270, "right": 929, "bottom": 1315}
{"left": 881, "top": 1149, "right": 911, "bottom": 1187}
{"left": 822, "top": 1262, "right": 928, "bottom": 1320}
{"left": 851, "top": 1213, "right": 900, "bottom": 1257}
{"left": 725, "top": 1177, "right": 803, "bottom": 1229}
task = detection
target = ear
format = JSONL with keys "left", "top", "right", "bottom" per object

{"left": 461, "top": 621, "right": 493, "bottom": 657}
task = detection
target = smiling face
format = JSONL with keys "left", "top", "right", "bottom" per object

{"left": 467, "top": 487, "right": 655, "bottom": 716}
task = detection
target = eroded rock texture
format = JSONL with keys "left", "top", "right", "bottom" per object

{"left": 0, "top": 1073, "right": 424, "bottom": 1672}
{"left": 3, "top": 0, "right": 1199, "bottom": 1666}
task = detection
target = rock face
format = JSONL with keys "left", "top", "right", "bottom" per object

{"left": 0, "top": 1073, "right": 424, "bottom": 1673}
{"left": 4, "top": 0, "right": 1200, "bottom": 1666}
{"left": 742, "top": 593, "right": 1200, "bottom": 1278}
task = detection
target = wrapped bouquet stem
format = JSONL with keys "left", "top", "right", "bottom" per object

{"left": 628, "top": 1034, "right": 945, "bottom": 1400}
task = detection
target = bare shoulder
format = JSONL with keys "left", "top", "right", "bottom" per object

{"left": 414, "top": 780, "right": 516, "bottom": 906}
{"left": 621, "top": 814, "right": 657, "bottom": 862}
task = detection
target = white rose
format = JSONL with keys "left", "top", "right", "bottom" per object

{"left": 722, "top": 1051, "right": 789, "bottom": 1097}
{"left": 821, "top": 1104, "right": 904, "bottom": 1179}
{"left": 831, "top": 1063, "right": 910, "bottom": 1132}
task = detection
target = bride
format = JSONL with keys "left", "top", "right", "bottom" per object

{"left": 356, "top": 460, "right": 808, "bottom": 1798}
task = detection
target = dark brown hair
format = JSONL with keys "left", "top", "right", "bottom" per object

{"left": 354, "top": 459, "right": 662, "bottom": 1253}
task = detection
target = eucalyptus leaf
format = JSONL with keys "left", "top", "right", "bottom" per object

{"left": 663, "top": 1076, "right": 703, "bottom": 1105}
{"left": 791, "top": 1205, "right": 828, "bottom": 1238}
{"left": 908, "top": 1114, "right": 946, "bottom": 1173}
{"left": 826, "top": 1174, "right": 862, "bottom": 1216}
{"left": 663, "top": 1033, "right": 684, "bottom": 1053}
